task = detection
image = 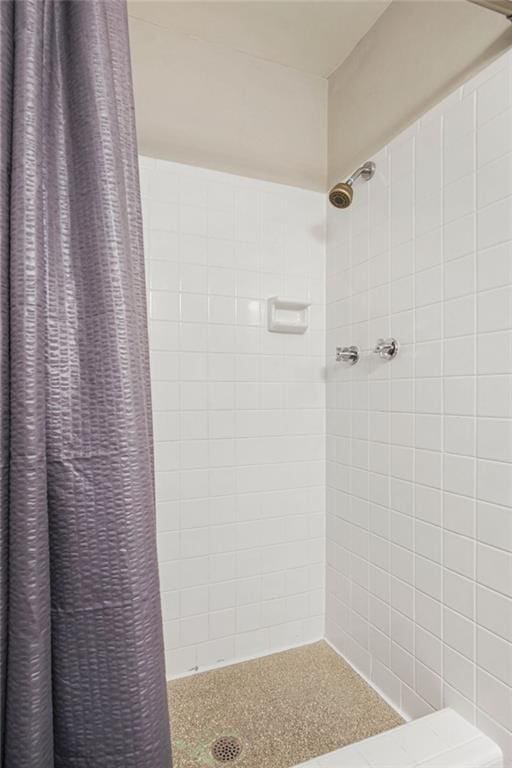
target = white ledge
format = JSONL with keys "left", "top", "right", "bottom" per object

{"left": 293, "top": 709, "right": 503, "bottom": 768}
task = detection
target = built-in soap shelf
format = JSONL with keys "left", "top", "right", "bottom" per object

{"left": 267, "top": 296, "right": 310, "bottom": 334}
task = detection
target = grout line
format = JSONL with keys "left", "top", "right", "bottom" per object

{"left": 473, "top": 87, "right": 480, "bottom": 722}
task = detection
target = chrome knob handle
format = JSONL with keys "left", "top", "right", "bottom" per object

{"left": 373, "top": 337, "right": 399, "bottom": 360}
{"left": 336, "top": 345, "right": 359, "bottom": 365}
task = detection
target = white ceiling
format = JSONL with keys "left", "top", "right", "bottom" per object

{"left": 128, "top": 1, "right": 392, "bottom": 78}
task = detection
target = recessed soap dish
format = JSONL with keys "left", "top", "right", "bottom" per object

{"left": 267, "top": 296, "right": 310, "bottom": 334}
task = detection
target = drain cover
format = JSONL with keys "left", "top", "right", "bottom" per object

{"left": 211, "top": 736, "right": 242, "bottom": 763}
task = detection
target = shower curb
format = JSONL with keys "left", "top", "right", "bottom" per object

{"left": 292, "top": 708, "right": 503, "bottom": 768}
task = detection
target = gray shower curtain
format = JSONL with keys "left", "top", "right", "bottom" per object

{"left": 0, "top": 1, "right": 171, "bottom": 766}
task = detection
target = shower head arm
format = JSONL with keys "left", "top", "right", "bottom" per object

{"left": 346, "top": 161, "right": 376, "bottom": 187}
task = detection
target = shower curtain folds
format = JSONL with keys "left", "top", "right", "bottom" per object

{"left": 0, "top": 1, "right": 171, "bottom": 765}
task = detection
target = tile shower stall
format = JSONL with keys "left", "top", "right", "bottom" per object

{"left": 141, "top": 49, "right": 512, "bottom": 765}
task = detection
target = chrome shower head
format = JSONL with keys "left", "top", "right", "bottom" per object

{"left": 329, "top": 160, "right": 376, "bottom": 209}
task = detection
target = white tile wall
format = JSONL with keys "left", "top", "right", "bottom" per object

{"left": 140, "top": 157, "right": 326, "bottom": 677}
{"left": 325, "top": 50, "right": 512, "bottom": 766}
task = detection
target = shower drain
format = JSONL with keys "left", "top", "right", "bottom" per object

{"left": 211, "top": 736, "right": 242, "bottom": 763}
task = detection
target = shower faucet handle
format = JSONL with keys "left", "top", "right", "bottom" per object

{"left": 373, "top": 337, "right": 399, "bottom": 360}
{"left": 336, "top": 345, "right": 359, "bottom": 365}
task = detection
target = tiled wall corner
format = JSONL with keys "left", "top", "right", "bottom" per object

{"left": 325, "top": 49, "right": 512, "bottom": 765}
{"left": 140, "top": 158, "right": 326, "bottom": 677}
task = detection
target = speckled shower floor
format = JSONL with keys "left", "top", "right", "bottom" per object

{"left": 167, "top": 641, "right": 403, "bottom": 768}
